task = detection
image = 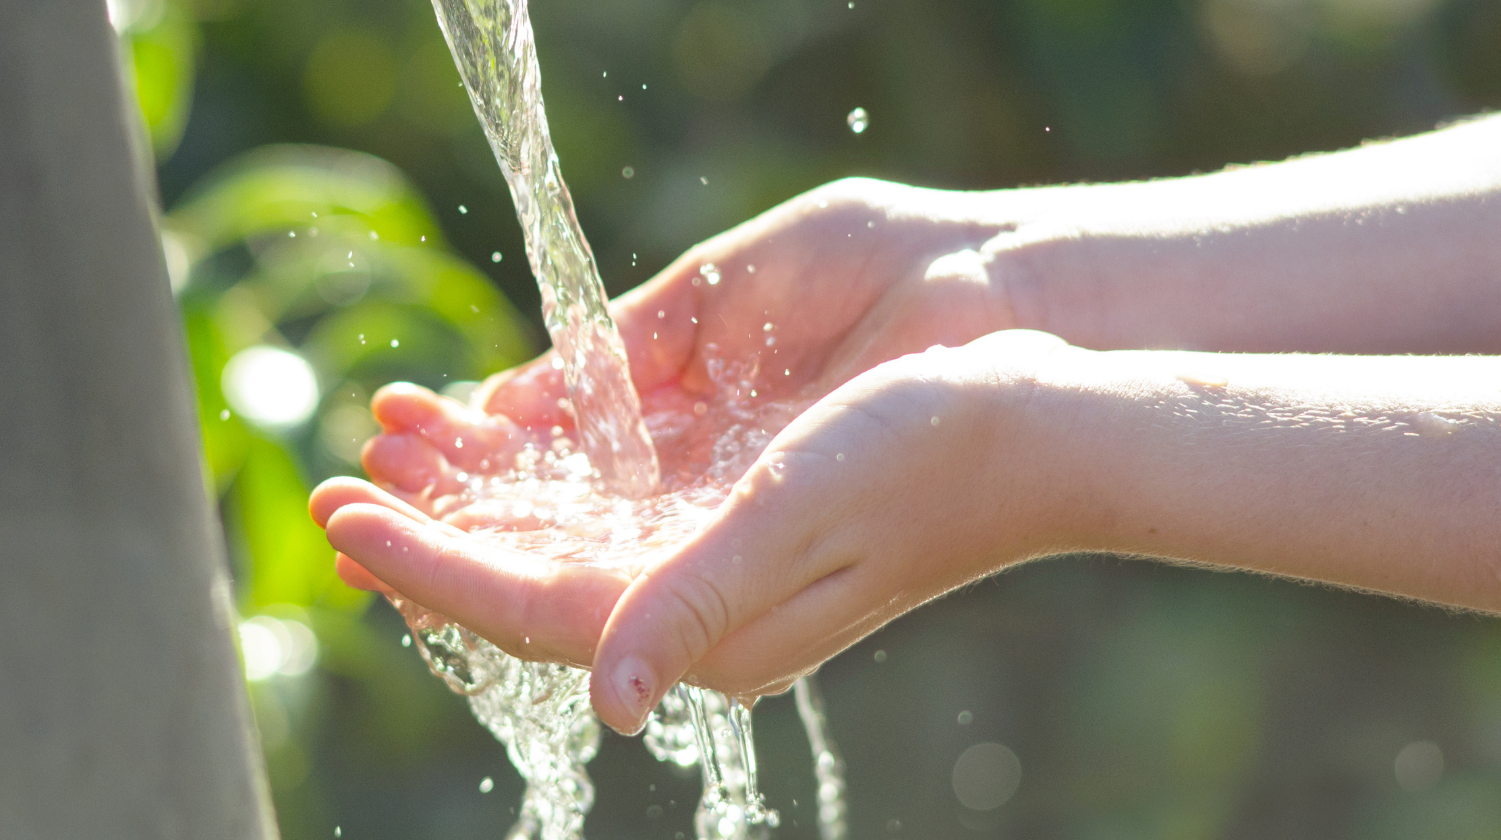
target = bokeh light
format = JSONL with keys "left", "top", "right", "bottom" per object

{"left": 221, "top": 345, "right": 320, "bottom": 431}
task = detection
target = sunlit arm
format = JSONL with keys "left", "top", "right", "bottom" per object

{"left": 984, "top": 113, "right": 1501, "bottom": 355}
{"left": 1025, "top": 346, "right": 1501, "bottom": 612}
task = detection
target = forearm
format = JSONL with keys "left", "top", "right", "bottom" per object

{"left": 990, "top": 114, "right": 1501, "bottom": 354}
{"left": 1027, "top": 348, "right": 1501, "bottom": 612}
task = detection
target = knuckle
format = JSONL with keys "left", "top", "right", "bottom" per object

{"left": 654, "top": 571, "right": 733, "bottom": 665}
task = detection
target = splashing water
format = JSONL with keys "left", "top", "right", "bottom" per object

{"left": 386, "top": 2, "right": 849, "bottom": 840}
{"left": 432, "top": 0, "right": 657, "bottom": 498}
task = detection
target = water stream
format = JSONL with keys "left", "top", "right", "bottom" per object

{"left": 389, "top": 2, "right": 848, "bottom": 839}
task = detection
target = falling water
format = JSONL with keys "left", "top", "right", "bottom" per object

{"left": 431, "top": 0, "right": 657, "bottom": 499}
{"left": 380, "top": 2, "right": 848, "bottom": 840}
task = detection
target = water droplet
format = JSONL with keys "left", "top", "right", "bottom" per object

{"left": 334, "top": 828, "right": 341, "bottom": 838}
{"left": 746, "top": 264, "right": 756, "bottom": 274}
{"left": 699, "top": 264, "right": 721, "bottom": 285}
{"left": 873, "top": 649, "right": 887, "bottom": 663}
{"left": 694, "top": 401, "right": 708, "bottom": 416}
{"left": 732, "top": 555, "right": 743, "bottom": 564}
{"left": 455, "top": 437, "right": 464, "bottom": 449}
{"left": 1395, "top": 740, "right": 1444, "bottom": 793}
{"left": 784, "top": 368, "right": 790, "bottom": 376}
{"left": 420, "top": 235, "right": 427, "bottom": 242}
{"left": 700, "top": 176, "right": 709, "bottom": 185}
{"left": 957, "top": 710, "right": 973, "bottom": 725}
{"left": 931, "top": 416, "right": 941, "bottom": 426}
{"left": 368, "top": 230, "right": 379, "bottom": 240}
{"left": 642, "top": 84, "right": 648, "bottom": 90}
{"left": 603, "top": 70, "right": 608, "bottom": 77}
{"left": 551, "top": 355, "right": 565, "bottom": 370}
{"left": 288, "top": 230, "right": 296, "bottom": 238}
{"left": 763, "top": 322, "right": 774, "bottom": 331}
{"left": 391, "top": 339, "right": 400, "bottom": 348}
{"left": 835, "top": 453, "right": 845, "bottom": 462}
{"left": 479, "top": 776, "right": 495, "bottom": 793}
{"left": 492, "top": 251, "right": 503, "bottom": 262}
{"left": 311, "top": 211, "right": 318, "bottom": 218}
{"left": 220, "top": 409, "right": 231, "bottom": 421}
{"left": 618, "top": 95, "right": 624, "bottom": 101}
{"left": 657, "top": 310, "right": 666, "bottom": 319}
{"left": 470, "top": 304, "right": 480, "bottom": 313}
{"left": 847, "top": 107, "right": 869, "bottom": 134}
{"left": 358, "top": 333, "right": 365, "bottom": 344}
{"left": 458, "top": 204, "right": 468, "bottom": 214}
{"left": 622, "top": 166, "right": 635, "bottom": 179}
{"left": 402, "top": 634, "right": 412, "bottom": 647}
{"left": 1044, "top": 126, "right": 1051, "bottom": 132}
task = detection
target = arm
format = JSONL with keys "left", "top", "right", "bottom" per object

{"left": 988, "top": 113, "right": 1501, "bottom": 354}
{"left": 1032, "top": 346, "right": 1501, "bottom": 610}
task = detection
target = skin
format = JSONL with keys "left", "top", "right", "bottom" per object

{"left": 311, "top": 113, "right": 1501, "bottom": 735}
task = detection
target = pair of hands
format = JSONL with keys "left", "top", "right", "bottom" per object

{"left": 310, "top": 178, "right": 1081, "bottom": 734}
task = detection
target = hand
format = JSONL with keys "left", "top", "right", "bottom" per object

{"left": 310, "top": 177, "right": 1066, "bottom": 726}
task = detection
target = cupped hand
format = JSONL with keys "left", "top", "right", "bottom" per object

{"left": 311, "top": 178, "right": 1065, "bottom": 729}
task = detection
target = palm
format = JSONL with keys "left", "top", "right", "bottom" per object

{"left": 357, "top": 180, "right": 1018, "bottom": 515}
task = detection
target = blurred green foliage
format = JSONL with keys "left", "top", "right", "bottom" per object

{"left": 110, "top": 0, "right": 1501, "bottom": 837}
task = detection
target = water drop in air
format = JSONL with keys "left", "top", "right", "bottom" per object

{"left": 492, "top": 251, "right": 503, "bottom": 262}
{"left": 847, "top": 107, "right": 869, "bottom": 134}
{"left": 391, "top": 339, "right": 400, "bottom": 348}
{"left": 459, "top": 205, "right": 469, "bottom": 214}
{"left": 479, "top": 776, "right": 495, "bottom": 793}
{"left": 622, "top": 166, "right": 635, "bottom": 179}
{"left": 402, "top": 634, "right": 412, "bottom": 648}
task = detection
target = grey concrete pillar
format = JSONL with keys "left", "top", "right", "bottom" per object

{"left": 0, "top": 1, "right": 279, "bottom": 838}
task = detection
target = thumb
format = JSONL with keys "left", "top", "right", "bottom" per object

{"left": 588, "top": 449, "right": 837, "bottom": 734}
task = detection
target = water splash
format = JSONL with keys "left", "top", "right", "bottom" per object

{"left": 395, "top": 3, "right": 846, "bottom": 839}
{"left": 431, "top": 0, "right": 658, "bottom": 498}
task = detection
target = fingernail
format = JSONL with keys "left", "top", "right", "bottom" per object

{"left": 611, "top": 655, "right": 657, "bottom": 735}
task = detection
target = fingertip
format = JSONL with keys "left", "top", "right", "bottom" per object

{"left": 309, "top": 476, "right": 368, "bottom": 527}
{"left": 362, "top": 432, "right": 451, "bottom": 494}
{"left": 591, "top": 653, "right": 661, "bottom": 736}
{"left": 477, "top": 358, "right": 570, "bottom": 428}
{"left": 335, "top": 553, "right": 393, "bottom": 595}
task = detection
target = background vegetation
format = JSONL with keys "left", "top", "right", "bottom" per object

{"left": 108, "top": 0, "right": 1501, "bottom": 836}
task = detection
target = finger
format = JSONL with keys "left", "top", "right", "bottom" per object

{"left": 609, "top": 259, "right": 704, "bottom": 393}
{"left": 335, "top": 553, "right": 398, "bottom": 596}
{"left": 371, "top": 382, "right": 527, "bottom": 471}
{"left": 475, "top": 355, "right": 573, "bottom": 431}
{"left": 310, "top": 476, "right": 434, "bottom": 529}
{"left": 361, "top": 433, "right": 466, "bottom": 497}
{"left": 693, "top": 564, "right": 898, "bottom": 697}
{"left": 587, "top": 449, "right": 845, "bottom": 734}
{"left": 309, "top": 476, "right": 467, "bottom": 539}
{"left": 325, "top": 503, "right": 630, "bottom": 667}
